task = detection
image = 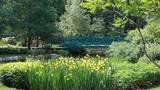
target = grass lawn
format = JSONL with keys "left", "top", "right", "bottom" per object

{"left": 0, "top": 84, "right": 16, "bottom": 90}
{"left": 1, "top": 84, "right": 160, "bottom": 90}
{"left": 148, "top": 86, "right": 160, "bottom": 90}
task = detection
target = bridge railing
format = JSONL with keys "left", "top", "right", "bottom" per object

{"left": 61, "top": 36, "right": 125, "bottom": 48}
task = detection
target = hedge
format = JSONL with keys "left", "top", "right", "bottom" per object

{"left": 112, "top": 61, "right": 160, "bottom": 90}
{"left": 0, "top": 48, "right": 28, "bottom": 55}
{"left": 0, "top": 62, "right": 41, "bottom": 89}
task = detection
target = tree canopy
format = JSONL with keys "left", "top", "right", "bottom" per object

{"left": 0, "top": 0, "right": 59, "bottom": 49}
{"left": 82, "top": 0, "right": 160, "bottom": 68}
{"left": 58, "top": 0, "right": 91, "bottom": 37}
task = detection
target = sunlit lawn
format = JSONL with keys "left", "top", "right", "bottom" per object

{"left": 0, "top": 84, "right": 16, "bottom": 90}
{"left": 1, "top": 83, "right": 160, "bottom": 90}
{"left": 148, "top": 86, "right": 160, "bottom": 90}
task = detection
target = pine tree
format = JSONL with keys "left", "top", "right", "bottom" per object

{"left": 58, "top": 0, "right": 91, "bottom": 37}
{"left": 90, "top": 18, "right": 106, "bottom": 36}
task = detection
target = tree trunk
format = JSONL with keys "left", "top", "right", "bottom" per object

{"left": 36, "top": 36, "right": 39, "bottom": 47}
{"left": 27, "top": 2, "right": 32, "bottom": 50}
{"left": 28, "top": 28, "right": 32, "bottom": 50}
{"left": 136, "top": 16, "right": 160, "bottom": 69}
{"left": 24, "top": 36, "right": 27, "bottom": 47}
{"left": 113, "top": 10, "right": 160, "bottom": 69}
{"left": 137, "top": 27, "right": 160, "bottom": 69}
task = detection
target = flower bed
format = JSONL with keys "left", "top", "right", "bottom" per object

{"left": 0, "top": 58, "right": 160, "bottom": 90}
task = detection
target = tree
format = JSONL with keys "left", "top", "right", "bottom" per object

{"left": 2, "top": 0, "right": 58, "bottom": 49}
{"left": 82, "top": 1, "right": 147, "bottom": 36}
{"left": 54, "top": 0, "right": 66, "bottom": 19}
{"left": 0, "top": 0, "right": 7, "bottom": 36}
{"left": 90, "top": 18, "right": 106, "bottom": 36}
{"left": 127, "top": 18, "right": 160, "bottom": 44}
{"left": 82, "top": 0, "right": 160, "bottom": 68}
{"left": 58, "top": 0, "right": 91, "bottom": 37}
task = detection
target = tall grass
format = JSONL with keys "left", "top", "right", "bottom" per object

{"left": 26, "top": 57, "right": 113, "bottom": 90}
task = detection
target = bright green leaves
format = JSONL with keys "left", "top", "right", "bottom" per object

{"left": 82, "top": 0, "right": 104, "bottom": 13}
{"left": 82, "top": 0, "right": 160, "bottom": 29}
{"left": 113, "top": 17, "right": 128, "bottom": 28}
{"left": 104, "top": 1, "right": 111, "bottom": 8}
{"left": 82, "top": 0, "right": 160, "bottom": 19}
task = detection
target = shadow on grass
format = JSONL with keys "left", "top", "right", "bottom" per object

{"left": 0, "top": 84, "right": 16, "bottom": 90}
{"left": 148, "top": 86, "right": 160, "bottom": 90}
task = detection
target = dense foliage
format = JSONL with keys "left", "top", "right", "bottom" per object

{"left": 0, "top": 62, "right": 38, "bottom": 89}
{"left": 0, "top": 58, "right": 113, "bottom": 90}
{"left": 0, "top": 0, "right": 61, "bottom": 49}
{"left": 127, "top": 19, "right": 160, "bottom": 44}
{"left": 112, "top": 61, "right": 160, "bottom": 90}
{"left": 1, "top": 58, "right": 160, "bottom": 90}
{"left": 58, "top": 0, "right": 91, "bottom": 37}
{"left": 0, "top": 0, "right": 143, "bottom": 48}
{"left": 109, "top": 19, "right": 160, "bottom": 62}
{"left": 108, "top": 42, "right": 137, "bottom": 61}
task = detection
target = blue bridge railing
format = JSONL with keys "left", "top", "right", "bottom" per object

{"left": 61, "top": 36, "right": 125, "bottom": 48}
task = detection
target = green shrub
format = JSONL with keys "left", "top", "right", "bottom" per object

{"left": 43, "top": 43, "right": 52, "bottom": 54}
{"left": 0, "top": 62, "right": 28, "bottom": 89}
{"left": 147, "top": 44, "right": 160, "bottom": 61}
{"left": 0, "top": 58, "right": 113, "bottom": 90}
{"left": 127, "top": 19, "right": 160, "bottom": 44}
{"left": 108, "top": 42, "right": 135, "bottom": 59}
{"left": 112, "top": 61, "right": 160, "bottom": 90}
{"left": 1, "top": 58, "right": 160, "bottom": 90}
{"left": 0, "top": 48, "right": 28, "bottom": 55}
{"left": 57, "top": 50, "right": 69, "bottom": 56}
{"left": 86, "top": 48, "right": 106, "bottom": 57}
{"left": 0, "top": 62, "right": 40, "bottom": 89}
{"left": 0, "top": 40, "right": 8, "bottom": 46}
{"left": 108, "top": 42, "right": 140, "bottom": 62}
{"left": 29, "top": 49, "right": 46, "bottom": 55}
{"left": 68, "top": 48, "right": 86, "bottom": 56}
{"left": 16, "top": 42, "right": 22, "bottom": 47}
